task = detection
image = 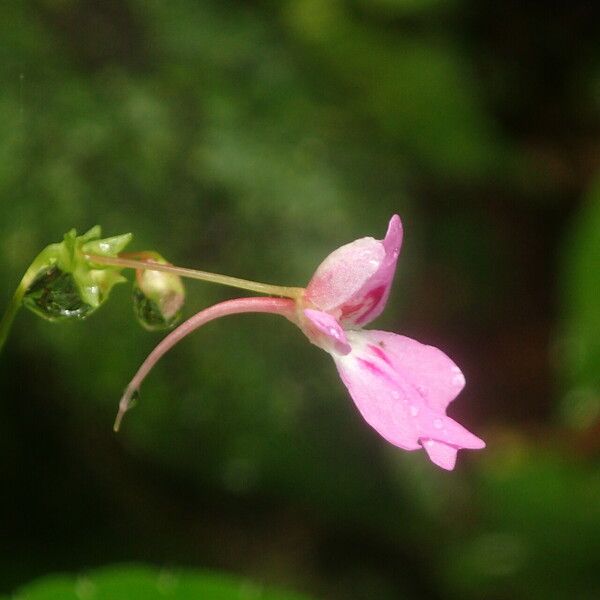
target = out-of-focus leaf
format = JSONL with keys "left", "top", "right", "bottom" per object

{"left": 283, "top": 0, "right": 511, "bottom": 179}
{"left": 10, "top": 565, "right": 314, "bottom": 600}
{"left": 356, "top": 0, "right": 456, "bottom": 17}
{"left": 559, "top": 175, "right": 600, "bottom": 415}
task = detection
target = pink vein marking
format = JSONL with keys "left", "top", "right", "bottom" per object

{"left": 368, "top": 344, "right": 392, "bottom": 366}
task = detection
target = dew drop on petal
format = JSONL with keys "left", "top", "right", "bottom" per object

{"left": 410, "top": 405, "right": 419, "bottom": 417}
{"left": 433, "top": 418, "right": 443, "bottom": 429}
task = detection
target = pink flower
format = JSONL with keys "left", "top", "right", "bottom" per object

{"left": 116, "top": 215, "right": 484, "bottom": 470}
{"left": 298, "top": 215, "right": 484, "bottom": 469}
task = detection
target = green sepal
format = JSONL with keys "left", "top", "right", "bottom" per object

{"left": 81, "top": 231, "right": 133, "bottom": 257}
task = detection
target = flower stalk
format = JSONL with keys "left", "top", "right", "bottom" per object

{"left": 114, "top": 296, "right": 297, "bottom": 431}
{"left": 85, "top": 254, "right": 304, "bottom": 300}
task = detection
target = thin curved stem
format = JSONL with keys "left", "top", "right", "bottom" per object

{"left": 85, "top": 254, "right": 304, "bottom": 300}
{"left": 0, "top": 282, "right": 26, "bottom": 353}
{"left": 114, "top": 296, "right": 298, "bottom": 431}
{"left": 0, "top": 261, "right": 44, "bottom": 353}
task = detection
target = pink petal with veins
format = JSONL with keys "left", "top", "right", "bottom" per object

{"left": 332, "top": 329, "right": 485, "bottom": 469}
{"left": 305, "top": 215, "right": 403, "bottom": 327}
{"left": 358, "top": 330, "right": 467, "bottom": 412}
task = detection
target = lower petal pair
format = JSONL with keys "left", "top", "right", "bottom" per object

{"left": 332, "top": 330, "right": 485, "bottom": 470}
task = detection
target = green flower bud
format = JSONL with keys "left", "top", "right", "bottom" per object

{"left": 132, "top": 253, "right": 185, "bottom": 331}
{"left": 22, "top": 226, "right": 132, "bottom": 322}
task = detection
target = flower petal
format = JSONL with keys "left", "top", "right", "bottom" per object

{"left": 416, "top": 413, "right": 485, "bottom": 450}
{"left": 421, "top": 439, "right": 458, "bottom": 470}
{"left": 332, "top": 329, "right": 485, "bottom": 468}
{"left": 353, "top": 330, "right": 466, "bottom": 412}
{"left": 305, "top": 215, "right": 403, "bottom": 327}
{"left": 335, "top": 352, "right": 422, "bottom": 450}
{"left": 303, "top": 309, "right": 351, "bottom": 355}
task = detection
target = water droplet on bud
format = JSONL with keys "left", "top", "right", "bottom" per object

{"left": 133, "top": 264, "right": 185, "bottom": 331}
{"left": 23, "top": 266, "right": 96, "bottom": 321}
{"left": 133, "top": 286, "right": 180, "bottom": 331}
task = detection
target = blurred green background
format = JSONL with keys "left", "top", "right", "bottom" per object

{"left": 1, "top": 1, "right": 599, "bottom": 599}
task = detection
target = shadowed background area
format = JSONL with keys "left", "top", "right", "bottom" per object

{"left": 1, "top": 1, "right": 599, "bottom": 599}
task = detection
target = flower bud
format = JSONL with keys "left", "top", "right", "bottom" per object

{"left": 132, "top": 254, "right": 185, "bottom": 331}
{"left": 22, "top": 226, "right": 132, "bottom": 322}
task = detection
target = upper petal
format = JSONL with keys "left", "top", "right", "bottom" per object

{"left": 305, "top": 215, "right": 403, "bottom": 327}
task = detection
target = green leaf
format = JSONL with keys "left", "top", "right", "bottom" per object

{"left": 559, "top": 175, "right": 600, "bottom": 414}
{"left": 9, "top": 565, "right": 315, "bottom": 600}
